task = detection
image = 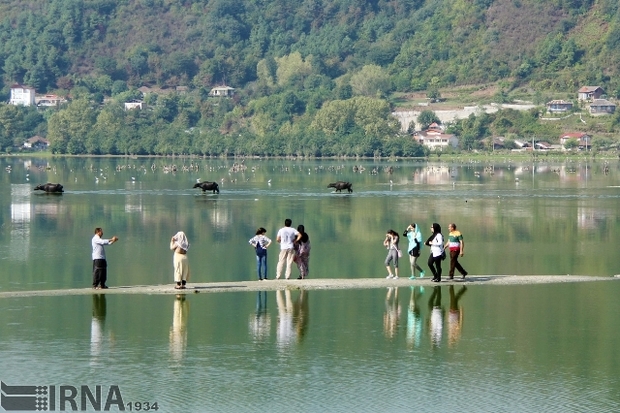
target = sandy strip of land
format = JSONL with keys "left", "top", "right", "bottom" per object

{"left": 0, "top": 275, "right": 618, "bottom": 299}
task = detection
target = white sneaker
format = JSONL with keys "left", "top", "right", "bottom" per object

{"left": 386, "top": 274, "right": 393, "bottom": 279}
{"left": 393, "top": 276, "right": 399, "bottom": 280}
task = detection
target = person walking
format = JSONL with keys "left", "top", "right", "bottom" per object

{"left": 91, "top": 227, "right": 118, "bottom": 289}
{"left": 249, "top": 227, "right": 272, "bottom": 280}
{"left": 445, "top": 223, "right": 468, "bottom": 280}
{"left": 276, "top": 219, "right": 301, "bottom": 280}
{"left": 294, "top": 224, "right": 311, "bottom": 279}
{"left": 404, "top": 223, "right": 425, "bottom": 280}
{"left": 425, "top": 223, "right": 444, "bottom": 282}
{"left": 170, "top": 231, "right": 190, "bottom": 289}
{"left": 384, "top": 229, "right": 400, "bottom": 279}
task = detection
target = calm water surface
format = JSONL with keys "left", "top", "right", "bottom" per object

{"left": 1, "top": 157, "right": 619, "bottom": 412}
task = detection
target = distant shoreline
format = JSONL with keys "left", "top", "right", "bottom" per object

{"left": 0, "top": 275, "right": 616, "bottom": 299}
{"left": 1, "top": 152, "right": 616, "bottom": 161}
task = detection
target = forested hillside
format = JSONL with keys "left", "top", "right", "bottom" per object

{"left": 0, "top": 0, "right": 619, "bottom": 155}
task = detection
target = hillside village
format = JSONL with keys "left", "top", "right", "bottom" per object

{"left": 10, "top": 81, "right": 611, "bottom": 154}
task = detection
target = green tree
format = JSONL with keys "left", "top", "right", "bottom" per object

{"left": 417, "top": 110, "right": 440, "bottom": 130}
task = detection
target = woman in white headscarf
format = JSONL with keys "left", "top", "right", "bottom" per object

{"left": 170, "top": 231, "right": 190, "bottom": 289}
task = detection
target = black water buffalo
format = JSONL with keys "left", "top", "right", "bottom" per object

{"left": 193, "top": 181, "right": 220, "bottom": 194}
{"left": 34, "top": 183, "right": 64, "bottom": 193}
{"left": 327, "top": 181, "right": 353, "bottom": 193}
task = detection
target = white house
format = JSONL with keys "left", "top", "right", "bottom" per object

{"left": 35, "top": 94, "right": 66, "bottom": 107}
{"left": 10, "top": 84, "right": 35, "bottom": 106}
{"left": 23, "top": 136, "right": 49, "bottom": 149}
{"left": 124, "top": 100, "right": 145, "bottom": 110}
{"left": 414, "top": 124, "right": 458, "bottom": 150}
{"left": 209, "top": 86, "right": 235, "bottom": 97}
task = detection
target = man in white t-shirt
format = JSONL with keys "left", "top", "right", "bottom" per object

{"left": 275, "top": 218, "right": 301, "bottom": 279}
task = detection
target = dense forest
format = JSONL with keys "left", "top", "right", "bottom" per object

{"left": 0, "top": 0, "right": 619, "bottom": 155}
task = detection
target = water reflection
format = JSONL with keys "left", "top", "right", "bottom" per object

{"left": 169, "top": 295, "right": 189, "bottom": 363}
{"left": 90, "top": 294, "right": 108, "bottom": 365}
{"left": 428, "top": 286, "right": 444, "bottom": 348}
{"left": 406, "top": 286, "right": 424, "bottom": 349}
{"left": 248, "top": 291, "right": 271, "bottom": 342}
{"left": 275, "top": 289, "right": 309, "bottom": 349}
{"left": 448, "top": 285, "right": 467, "bottom": 348}
{"left": 383, "top": 287, "right": 401, "bottom": 339}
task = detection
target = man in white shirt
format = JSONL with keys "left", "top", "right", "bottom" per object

{"left": 275, "top": 219, "right": 301, "bottom": 280}
{"left": 92, "top": 227, "right": 119, "bottom": 289}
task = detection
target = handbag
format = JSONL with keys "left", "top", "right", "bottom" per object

{"left": 397, "top": 249, "right": 402, "bottom": 258}
{"left": 441, "top": 250, "right": 446, "bottom": 260}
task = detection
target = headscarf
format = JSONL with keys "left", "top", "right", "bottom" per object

{"left": 425, "top": 223, "right": 442, "bottom": 245}
{"left": 173, "top": 231, "right": 190, "bottom": 251}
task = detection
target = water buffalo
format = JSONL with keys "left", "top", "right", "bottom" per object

{"left": 327, "top": 181, "right": 353, "bottom": 193}
{"left": 34, "top": 183, "right": 64, "bottom": 193}
{"left": 193, "top": 181, "right": 220, "bottom": 194}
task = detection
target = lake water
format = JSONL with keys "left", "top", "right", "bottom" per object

{"left": 0, "top": 156, "right": 619, "bottom": 412}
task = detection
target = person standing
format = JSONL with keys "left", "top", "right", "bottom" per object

{"left": 294, "top": 224, "right": 311, "bottom": 279}
{"left": 404, "top": 223, "right": 425, "bottom": 280}
{"left": 384, "top": 229, "right": 400, "bottom": 279}
{"left": 91, "top": 227, "right": 118, "bottom": 289}
{"left": 425, "top": 223, "right": 444, "bottom": 282}
{"left": 276, "top": 219, "right": 301, "bottom": 280}
{"left": 249, "top": 227, "right": 272, "bottom": 280}
{"left": 445, "top": 223, "right": 468, "bottom": 280}
{"left": 170, "top": 231, "right": 190, "bottom": 289}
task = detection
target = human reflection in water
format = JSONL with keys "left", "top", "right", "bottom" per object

{"left": 90, "top": 294, "right": 109, "bottom": 365}
{"left": 276, "top": 289, "right": 310, "bottom": 348}
{"left": 383, "top": 287, "right": 401, "bottom": 339}
{"left": 293, "top": 289, "right": 309, "bottom": 343}
{"left": 276, "top": 289, "right": 295, "bottom": 348}
{"left": 249, "top": 291, "right": 271, "bottom": 342}
{"left": 169, "top": 294, "right": 189, "bottom": 362}
{"left": 406, "top": 286, "right": 424, "bottom": 349}
{"left": 428, "top": 286, "right": 444, "bottom": 348}
{"left": 448, "top": 285, "right": 467, "bottom": 348}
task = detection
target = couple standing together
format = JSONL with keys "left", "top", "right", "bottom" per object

{"left": 249, "top": 218, "right": 311, "bottom": 280}
{"left": 385, "top": 223, "right": 467, "bottom": 282}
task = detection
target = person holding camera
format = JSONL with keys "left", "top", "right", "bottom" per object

{"left": 383, "top": 229, "right": 400, "bottom": 279}
{"left": 404, "top": 223, "right": 425, "bottom": 280}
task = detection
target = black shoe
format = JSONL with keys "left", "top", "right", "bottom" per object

{"left": 100, "top": 285, "right": 109, "bottom": 289}
{"left": 431, "top": 278, "right": 440, "bottom": 282}
{"left": 462, "top": 272, "right": 468, "bottom": 279}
